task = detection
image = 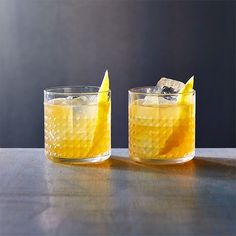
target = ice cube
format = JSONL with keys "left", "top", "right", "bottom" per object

{"left": 155, "top": 77, "right": 185, "bottom": 102}
{"left": 69, "top": 95, "right": 97, "bottom": 121}
{"left": 157, "top": 77, "right": 185, "bottom": 93}
{"left": 143, "top": 77, "right": 184, "bottom": 105}
{"left": 143, "top": 95, "right": 176, "bottom": 106}
{"left": 66, "top": 96, "right": 89, "bottom": 105}
{"left": 161, "top": 86, "right": 176, "bottom": 94}
{"left": 48, "top": 98, "right": 65, "bottom": 105}
{"left": 161, "top": 86, "right": 177, "bottom": 101}
{"left": 143, "top": 95, "right": 159, "bottom": 105}
{"left": 158, "top": 96, "right": 177, "bottom": 105}
{"left": 143, "top": 85, "right": 174, "bottom": 105}
{"left": 151, "top": 86, "right": 162, "bottom": 94}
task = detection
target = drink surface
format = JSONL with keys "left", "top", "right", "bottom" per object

{"left": 129, "top": 100, "right": 195, "bottom": 159}
{"left": 44, "top": 98, "right": 110, "bottom": 159}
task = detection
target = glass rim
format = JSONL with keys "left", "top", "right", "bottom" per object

{"left": 44, "top": 85, "right": 111, "bottom": 96}
{"left": 128, "top": 86, "right": 195, "bottom": 96}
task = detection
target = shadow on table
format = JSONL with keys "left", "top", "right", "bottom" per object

{"left": 73, "top": 155, "right": 236, "bottom": 178}
{"left": 195, "top": 156, "right": 236, "bottom": 168}
{"left": 192, "top": 156, "right": 236, "bottom": 178}
{"left": 53, "top": 154, "right": 236, "bottom": 179}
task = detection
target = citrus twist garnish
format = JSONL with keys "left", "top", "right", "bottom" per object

{"left": 86, "top": 70, "right": 110, "bottom": 157}
{"left": 98, "top": 70, "right": 109, "bottom": 102}
{"left": 177, "top": 76, "right": 194, "bottom": 104}
{"left": 157, "top": 76, "right": 194, "bottom": 156}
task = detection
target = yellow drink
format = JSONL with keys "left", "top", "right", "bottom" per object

{"left": 129, "top": 100, "right": 195, "bottom": 159}
{"left": 128, "top": 82, "right": 195, "bottom": 164}
{"left": 44, "top": 85, "right": 111, "bottom": 164}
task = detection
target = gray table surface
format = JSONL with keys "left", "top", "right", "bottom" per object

{"left": 0, "top": 148, "right": 235, "bottom": 236}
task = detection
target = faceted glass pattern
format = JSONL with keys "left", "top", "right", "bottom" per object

{"left": 44, "top": 87, "right": 111, "bottom": 164}
{"left": 129, "top": 91, "right": 195, "bottom": 164}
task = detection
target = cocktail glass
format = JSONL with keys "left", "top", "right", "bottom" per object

{"left": 128, "top": 87, "right": 195, "bottom": 164}
{"left": 44, "top": 86, "right": 111, "bottom": 164}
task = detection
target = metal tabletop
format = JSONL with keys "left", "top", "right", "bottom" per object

{"left": 0, "top": 148, "right": 235, "bottom": 236}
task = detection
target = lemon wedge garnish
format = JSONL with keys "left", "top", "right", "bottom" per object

{"left": 87, "top": 70, "right": 110, "bottom": 156}
{"left": 158, "top": 76, "right": 194, "bottom": 156}
{"left": 177, "top": 76, "right": 194, "bottom": 104}
{"left": 98, "top": 70, "right": 109, "bottom": 103}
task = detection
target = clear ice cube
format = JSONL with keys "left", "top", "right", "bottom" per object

{"left": 68, "top": 95, "right": 98, "bottom": 121}
{"left": 150, "top": 86, "right": 162, "bottom": 94}
{"left": 157, "top": 77, "right": 185, "bottom": 93}
{"left": 143, "top": 95, "right": 159, "bottom": 105}
{"left": 66, "top": 96, "right": 89, "bottom": 105}
{"left": 143, "top": 77, "right": 184, "bottom": 105}
{"left": 157, "top": 77, "right": 185, "bottom": 102}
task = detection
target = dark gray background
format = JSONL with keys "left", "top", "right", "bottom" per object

{"left": 0, "top": 0, "right": 235, "bottom": 148}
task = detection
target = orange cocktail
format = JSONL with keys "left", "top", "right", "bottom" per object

{"left": 44, "top": 72, "right": 111, "bottom": 164}
{"left": 129, "top": 77, "right": 195, "bottom": 164}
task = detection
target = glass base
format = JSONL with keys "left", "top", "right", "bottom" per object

{"left": 46, "top": 152, "right": 111, "bottom": 165}
{"left": 131, "top": 152, "right": 195, "bottom": 165}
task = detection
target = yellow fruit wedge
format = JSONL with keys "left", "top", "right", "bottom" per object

{"left": 177, "top": 76, "right": 194, "bottom": 104}
{"left": 157, "top": 76, "right": 194, "bottom": 156}
{"left": 98, "top": 70, "right": 110, "bottom": 103}
{"left": 86, "top": 70, "right": 110, "bottom": 157}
